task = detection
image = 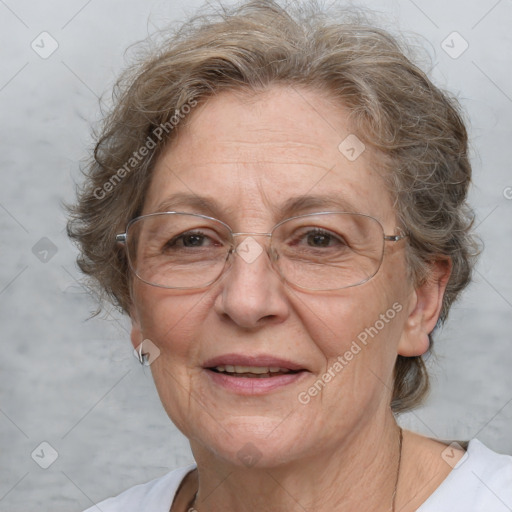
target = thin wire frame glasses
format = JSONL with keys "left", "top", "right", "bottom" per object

{"left": 115, "top": 211, "right": 407, "bottom": 291}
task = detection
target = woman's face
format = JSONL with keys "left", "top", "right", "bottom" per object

{"left": 130, "top": 86, "right": 422, "bottom": 466}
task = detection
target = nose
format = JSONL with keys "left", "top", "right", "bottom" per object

{"left": 213, "top": 235, "right": 290, "bottom": 329}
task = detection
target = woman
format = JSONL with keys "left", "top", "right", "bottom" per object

{"left": 67, "top": 0, "right": 512, "bottom": 510}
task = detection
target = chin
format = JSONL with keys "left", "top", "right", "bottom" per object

{"left": 189, "top": 416, "right": 315, "bottom": 469}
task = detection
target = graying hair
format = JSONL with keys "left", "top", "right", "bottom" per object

{"left": 67, "top": 0, "right": 480, "bottom": 412}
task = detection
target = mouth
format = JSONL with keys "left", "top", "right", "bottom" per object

{"left": 209, "top": 365, "right": 300, "bottom": 378}
{"left": 202, "top": 354, "right": 309, "bottom": 394}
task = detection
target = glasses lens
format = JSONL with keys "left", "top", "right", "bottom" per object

{"left": 126, "top": 213, "right": 231, "bottom": 288}
{"left": 272, "top": 213, "right": 385, "bottom": 290}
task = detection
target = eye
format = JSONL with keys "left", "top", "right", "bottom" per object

{"left": 305, "top": 229, "right": 338, "bottom": 247}
{"left": 297, "top": 228, "right": 348, "bottom": 249}
{"left": 178, "top": 232, "right": 208, "bottom": 247}
{"left": 165, "top": 230, "right": 222, "bottom": 249}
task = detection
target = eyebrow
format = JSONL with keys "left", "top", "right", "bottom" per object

{"left": 279, "top": 194, "right": 360, "bottom": 216}
{"left": 152, "top": 192, "right": 361, "bottom": 219}
{"left": 153, "top": 193, "right": 221, "bottom": 216}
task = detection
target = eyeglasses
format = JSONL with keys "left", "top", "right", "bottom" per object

{"left": 116, "top": 211, "right": 407, "bottom": 291}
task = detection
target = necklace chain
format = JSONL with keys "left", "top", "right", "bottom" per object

{"left": 187, "top": 427, "right": 403, "bottom": 512}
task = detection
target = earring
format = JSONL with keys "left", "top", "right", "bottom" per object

{"left": 137, "top": 341, "right": 149, "bottom": 366}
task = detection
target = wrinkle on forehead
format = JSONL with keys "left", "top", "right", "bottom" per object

{"left": 146, "top": 86, "right": 396, "bottom": 228}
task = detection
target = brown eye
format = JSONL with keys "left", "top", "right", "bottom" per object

{"left": 165, "top": 230, "right": 219, "bottom": 250}
{"left": 180, "top": 233, "right": 208, "bottom": 247}
{"left": 296, "top": 228, "right": 347, "bottom": 249}
{"left": 307, "top": 231, "right": 336, "bottom": 247}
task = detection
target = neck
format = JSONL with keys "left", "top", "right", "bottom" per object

{"left": 188, "top": 411, "right": 402, "bottom": 512}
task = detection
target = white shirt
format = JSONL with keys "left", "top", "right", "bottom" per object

{"left": 84, "top": 439, "right": 512, "bottom": 512}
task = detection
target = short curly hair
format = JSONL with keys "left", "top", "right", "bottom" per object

{"left": 66, "top": 0, "right": 480, "bottom": 413}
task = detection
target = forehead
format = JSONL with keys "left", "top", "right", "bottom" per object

{"left": 144, "top": 86, "right": 395, "bottom": 226}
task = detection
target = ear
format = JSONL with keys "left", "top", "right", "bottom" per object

{"left": 398, "top": 257, "right": 452, "bottom": 357}
{"left": 129, "top": 305, "right": 143, "bottom": 351}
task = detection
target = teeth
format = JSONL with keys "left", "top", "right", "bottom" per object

{"left": 214, "top": 365, "right": 290, "bottom": 374}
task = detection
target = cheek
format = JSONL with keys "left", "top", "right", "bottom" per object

{"left": 132, "top": 287, "right": 213, "bottom": 430}
{"left": 131, "top": 284, "right": 211, "bottom": 367}
{"left": 290, "top": 288, "right": 406, "bottom": 434}
{"left": 292, "top": 273, "right": 408, "bottom": 403}
{"left": 297, "top": 285, "right": 399, "bottom": 354}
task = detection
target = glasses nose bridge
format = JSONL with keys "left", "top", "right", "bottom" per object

{"left": 231, "top": 231, "right": 273, "bottom": 239}
{"left": 228, "top": 231, "right": 278, "bottom": 265}
{"left": 230, "top": 231, "right": 273, "bottom": 251}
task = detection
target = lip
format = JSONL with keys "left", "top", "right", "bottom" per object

{"left": 202, "top": 353, "right": 310, "bottom": 395}
{"left": 202, "top": 353, "right": 307, "bottom": 371}
{"left": 204, "top": 369, "right": 308, "bottom": 394}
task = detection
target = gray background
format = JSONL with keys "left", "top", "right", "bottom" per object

{"left": 0, "top": 0, "right": 511, "bottom": 510}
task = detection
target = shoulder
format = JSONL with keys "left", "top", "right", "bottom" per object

{"left": 419, "top": 439, "right": 512, "bottom": 512}
{"left": 82, "top": 463, "right": 197, "bottom": 512}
